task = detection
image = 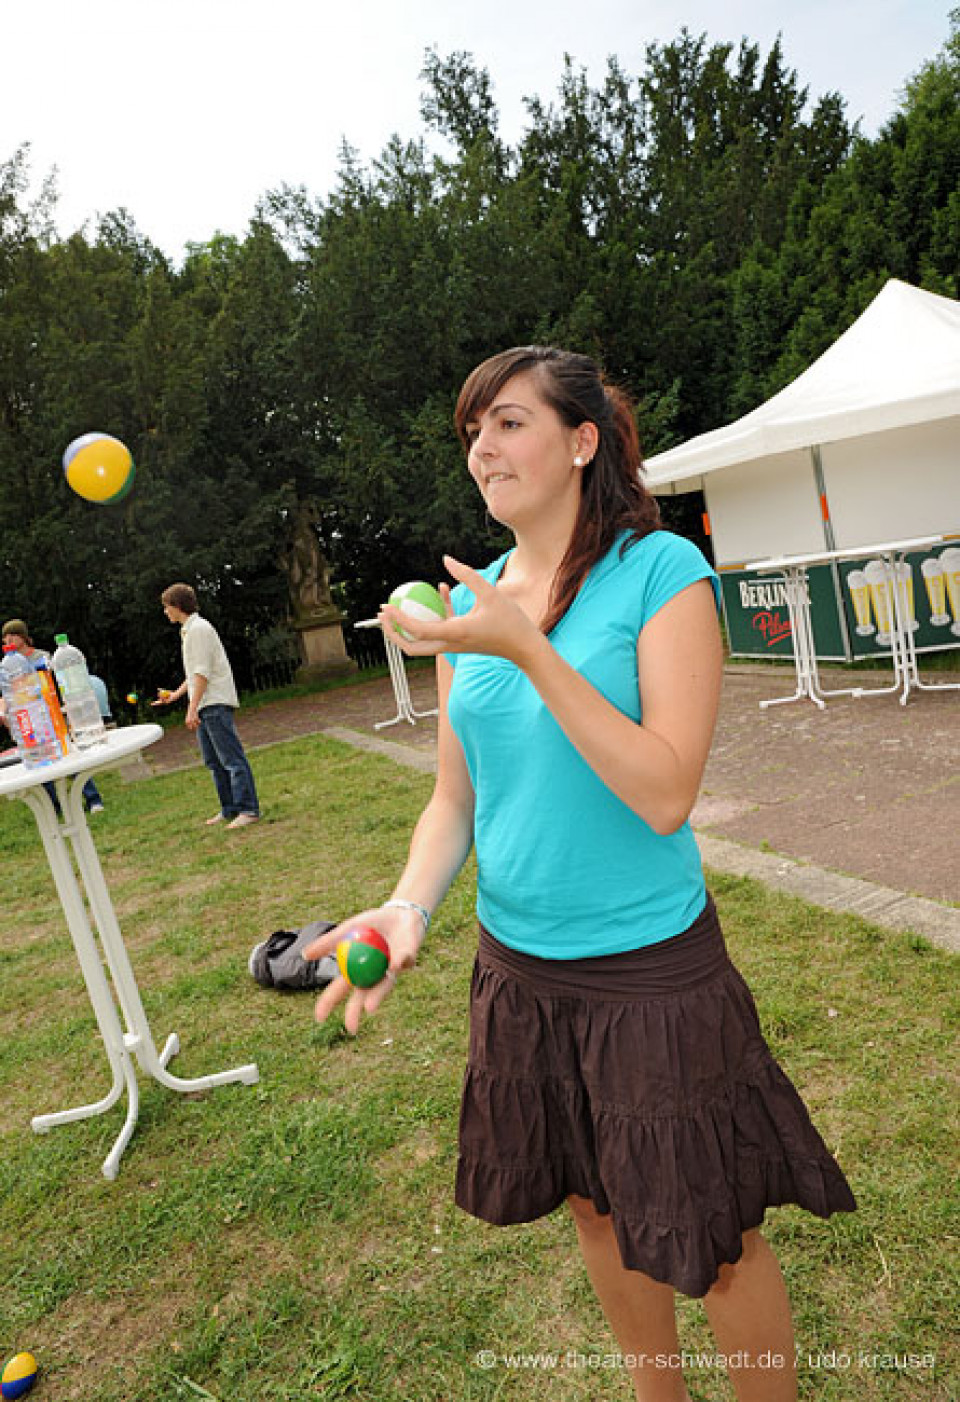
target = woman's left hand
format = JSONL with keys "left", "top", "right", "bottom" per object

{"left": 379, "top": 555, "right": 542, "bottom": 667}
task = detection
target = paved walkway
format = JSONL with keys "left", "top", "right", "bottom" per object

{"left": 140, "top": 662, "right": 960, "bottom": 952}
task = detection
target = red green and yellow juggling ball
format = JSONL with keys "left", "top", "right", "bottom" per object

{"left": 336, "top": 926, "right": 390, "bottom": 988}
{"left": 63, "top": 432, "right": 136, "bottom": 504}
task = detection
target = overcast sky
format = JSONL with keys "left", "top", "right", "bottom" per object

{"left": 4, "top": 0, "right": 953, "bottom": 263}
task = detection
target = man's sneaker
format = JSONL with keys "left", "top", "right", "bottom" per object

{"left": 88, "top": 802, "right": 106, "bottom": 815}
{"left": 248, "top": 919, "right": 339, "bottom": 991}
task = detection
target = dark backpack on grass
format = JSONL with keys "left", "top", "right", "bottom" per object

{"left": 248, "top": 918, "right": 339, "bottom": 991}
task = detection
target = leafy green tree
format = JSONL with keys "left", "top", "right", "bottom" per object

{"left": 746, "top": 10, "right": 960, "bottom": 395}
{"left": 2, "top": 18, "right": 958, "bottom": 697}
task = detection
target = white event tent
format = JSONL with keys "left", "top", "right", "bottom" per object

{"left": 644, "top": 279, "right": 960, "bottom": 568}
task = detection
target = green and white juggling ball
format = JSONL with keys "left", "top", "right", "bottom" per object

{"left": 388, "top": 580, "right": 445, "bottom": 639}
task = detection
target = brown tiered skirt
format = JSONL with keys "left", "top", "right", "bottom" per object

{"left": 455, "top": 896, "right": 856, "bottom": 1297}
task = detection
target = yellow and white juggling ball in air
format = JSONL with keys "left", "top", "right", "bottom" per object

{"left": 63, "top": 433, "right": 135, "bottom": 504}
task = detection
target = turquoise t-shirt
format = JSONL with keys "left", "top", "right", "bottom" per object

{"left": 446, "top": 529, "right": 720, "bottom": 959}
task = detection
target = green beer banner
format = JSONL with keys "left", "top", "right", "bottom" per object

{"left": 720, "top": 546, "right": 960, "bottom": 661}
{"left": 837, "top": 545, "right": 960, "bottom": 658}
{"left": 720, "top": 565, "right": 846, "bottom": 659}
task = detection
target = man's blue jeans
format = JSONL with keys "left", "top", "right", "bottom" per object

{"left": 197, "top": 704, "right": 260, "bottom": 818}
{"left": 44, "top": 777, "right": 102, "bottom": 816}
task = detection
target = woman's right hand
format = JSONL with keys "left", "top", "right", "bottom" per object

{"left": 303, "top": 904, "right": 425, "bottom": 1036}
{"left": 379, "top": 556, "right": 543, "bottom": 669}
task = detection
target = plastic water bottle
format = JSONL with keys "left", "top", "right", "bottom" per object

{"left": 1, "top": 643, "right": 66, "bottom": 767}
{"left": 52, "top": 634, "right": 107, "bottom": 748}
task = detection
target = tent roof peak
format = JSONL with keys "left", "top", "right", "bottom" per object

{"left": 645, "top": 279, "right": 960, "bottom": 491}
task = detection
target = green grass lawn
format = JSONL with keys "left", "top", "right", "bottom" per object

{"left": 1, "top": 735, "right": 956, "bottom": 1401}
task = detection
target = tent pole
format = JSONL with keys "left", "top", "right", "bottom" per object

{"left": 811, "top": 445, "right": 853, "bottom": 662}
{"left": 811, "top": 445, "right": 835, "bottom": 552}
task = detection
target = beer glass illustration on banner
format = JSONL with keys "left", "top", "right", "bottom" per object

{"left": 846, "top": 569, "right": 875, "bottom": 636}
{"left": 894, "top": 561, "right": 919, "bottom": 632}
{"left": 921, "top": 556, "right": 950, "bottom": 627}
{"left": 864, "top": 559, "right": 894, "bottom": 648}
{"left": 940, "top": 547, "right": 960, "bottom": 638}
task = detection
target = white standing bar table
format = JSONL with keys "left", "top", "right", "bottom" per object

{"left": 0, "top": 724, "right": 259, "bottom": 1179}
{"left": 747, "top": 535, "right": 960, "bottom": 709}
{"left": 355, "top": 619, "right": 438, "bottom": 729}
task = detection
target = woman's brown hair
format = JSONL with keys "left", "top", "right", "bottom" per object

{"left": 455, "top": 346, "right": 661, "bottom": 633}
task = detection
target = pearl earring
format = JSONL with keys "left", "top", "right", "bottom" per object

{"left": 574, "top": 455, "right": 583, "bottom": 467}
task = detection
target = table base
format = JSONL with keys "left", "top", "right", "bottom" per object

{"left": 23, "top": 773, "right": 258, "bottom": 1180}
{"left": 756, "top": 556, "right": 960, "bottom": 710}
{"left": 355, "top": 621, "right": 438, "bottom": 729}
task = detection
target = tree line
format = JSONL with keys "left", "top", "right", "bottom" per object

{"left": 1, "top": 17, "right": 957, "bottom": 704}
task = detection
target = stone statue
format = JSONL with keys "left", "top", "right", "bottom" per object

{"left": 283, "top": 500, "right": 333, "bottom": 618}
{"left": 281, "top": 499, "right": 355, "bottom": 680}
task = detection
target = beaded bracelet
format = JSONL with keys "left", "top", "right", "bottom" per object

{"left": 382, "top": 898, "right": 431, "bottom": 934}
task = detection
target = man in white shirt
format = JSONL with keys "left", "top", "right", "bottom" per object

{"left": 153, "top": 584, "right": 261, "bottom": 829}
